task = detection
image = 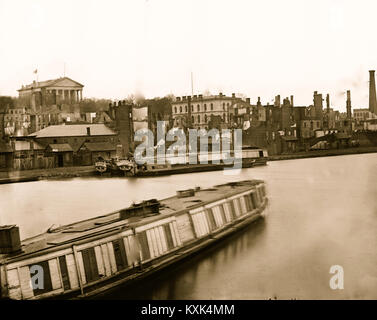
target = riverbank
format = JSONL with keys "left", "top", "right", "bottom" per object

{"left": 1, "top": 146, "right": 377, "bottom": 184}
{"left": 268, "top": 145, "right": 377, "bottom": 161}
{"left": 0, "top": 165, "right": 95, "bottom": 184}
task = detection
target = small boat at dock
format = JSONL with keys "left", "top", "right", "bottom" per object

{"left": 124, "top": 147, "right": 268, "bottom": 177}
{"left": 0, "top": 179, "right": 268, "bottom": 300}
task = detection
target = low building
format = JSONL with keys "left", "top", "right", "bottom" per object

{"left": 45, "top": 143, "right": 74, "bottom": 167}
{"left": 78, "top": 142, "right": 116, "bottom": 165}
{"left": 29, "top": 123, "right": 118, "bottom": 166}
{"left": 11, "top": 139, "right": 53, "bottom": 170}
{"left": 0, "top": 142, "right": 12, "bottom": 169}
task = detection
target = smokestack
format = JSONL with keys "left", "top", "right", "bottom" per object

{"left": 290, "top": 95, "right": 294, "bottom": 107}
{"left": 369, "top": 70, "right": 377, "bottom": 115}
{"left": 346, "top": 90, "right": 352, "bottom": 120}
{"left": 326, "top": 94, "right": 330, "bottom": 113}
{"left": 274, "top": 95, "right": 281, "bottom": 107}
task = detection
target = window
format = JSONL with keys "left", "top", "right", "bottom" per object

{"left": 137, "top": 231, "right": 151, "bottom": 260}
{"left": 223, "top": 103, "right": 225, "bottom": 110}
{"left": 192, "top": 116, "right": 195, "bottom": 123}
{"left": 174, "top": 107, "right": 177, "bottom": 114}
{"left": 163, "top": 224, "right": 174, "bottom": 250}
{"left": 112, "top": 239, "right": 128, "bottom": 271}
{"left": 185, "top": 105, "right": 187, "bottom": 112}
{"left": 204, "top": 114, "right": 208, "bottom": 123}
{"left": 197, "top": 104, "right": 200, "bottom": 112}
{"left": 81, "top": 247, "right": 100, "bottom": 283}
{"left": 206, "top": 208, "right": 217, "bottom": 231}
{"left": 191, "top": 106, "right": 194, "bottom": 112}
{"left": 30, "top": 260, "right": 53, "bottom": 296}
{"left": 197, "top": 115, "right": 200, "bottom": 123}
{"left": 179, "top": 106, "right": 182, "bottom": 113}
{"left": 204, "top": 104, "right": 207, "bottom": 111}
{"left": 210, "top": 103, "right": 213, "bottom": 111}
{"left": 59, "top": 256, "right": 71, "bottom": 290}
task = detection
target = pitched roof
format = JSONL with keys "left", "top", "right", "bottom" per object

{"left": 18, "top": 77, "right": 84, "bottom": 91}
{"left": 29, "top": 124, "right": 117, "bottom": 138}
{"left": 48, "top": 144, "right": 73, "bottom": 152}
{"left": 81, "top": 142, "right": 116, "bottom": 152}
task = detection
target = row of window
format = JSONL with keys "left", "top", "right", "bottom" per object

{"left": 10, "top": 185, "right": 266, "bottom": 299}
{"left": 23, "top": 221, "right": 179, "bottom": 297}
{"left": 303, "top": 120, "right": 321, "bottom": 129}
{"left": 190, "top": 190, "right": 265, "bottom": 239}
{"left": 190, "top": 113, "right": 228, "bottom": 124}
{"left": 7, "top": 109, "right": 25, "bottom": 114}
{"left": 174, "top": 102, "right": 230, "bottom": 114}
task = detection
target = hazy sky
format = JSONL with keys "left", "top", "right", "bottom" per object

{"left": 0, "top": 0, "right": 376, "bottom": 111}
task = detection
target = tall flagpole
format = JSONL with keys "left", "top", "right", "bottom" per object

{"left": 191, "top": 72, "right": 194, "bottom": 96}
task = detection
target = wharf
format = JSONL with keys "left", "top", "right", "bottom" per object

{"left": 268, "top": 146, "right": 377, "bottom": 161}
{"left": 0, "top": 166, "right": 96, "bottom": 184}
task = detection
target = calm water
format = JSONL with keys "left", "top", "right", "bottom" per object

{"left": 1, "top": 153, "right": 377, "bottom": 299}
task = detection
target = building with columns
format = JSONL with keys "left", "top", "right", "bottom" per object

{"left": 18, "top": 77, "right": 84, "bottom": 111}
{"left": 3, "top": 77, "right": 86, "bottom": 135}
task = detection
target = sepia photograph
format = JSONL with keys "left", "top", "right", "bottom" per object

{"left": 0, "top": 0, "right": 376, "bottom": 311}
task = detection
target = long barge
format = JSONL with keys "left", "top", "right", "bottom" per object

{"left": 0, "top": 179, "right": 268, "bottom": 300}
{"left": 96, "top": 147, "right": 269, "bottom": 177}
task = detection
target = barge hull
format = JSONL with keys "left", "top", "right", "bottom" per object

{"left": 72, "top": 200, "right": 267, "bottom": 299}
{"left": 0, "top": 180, "right": 268, "bottom": 300}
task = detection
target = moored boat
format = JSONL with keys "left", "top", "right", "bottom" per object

{"left": 94, "top": 158, "right": 109, "bottom": 174}
{"left": 123, "top": 147, "right": 268, "bottom": 177}
{"left": 0, "top": 179, "right": 268, "bottom": 300}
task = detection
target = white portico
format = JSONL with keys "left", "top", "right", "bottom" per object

{"left": 18, "top": 77, "right": 84, "bottom": 109}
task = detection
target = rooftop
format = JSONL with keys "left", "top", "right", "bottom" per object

{"left": 28, "top": 124, "right": 117, "bottom": 138}
{"left": 0, "top": 180, "right": 262, "bottom": 262}
{"left": 18, "top": 77, "right": 84, "bottom": 91}
{"left": 81, "top": 142, "right": 116, "bottom": 152}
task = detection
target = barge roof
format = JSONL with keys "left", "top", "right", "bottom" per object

{"left": 0, "top": 180, "right": 263, "bottom": 263}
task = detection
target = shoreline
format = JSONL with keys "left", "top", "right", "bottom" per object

{"left": 0, "top": 146, "right": 376, "bottom": 184}
{"left": 268, "top": 146, "right": 377, "bottom": 161}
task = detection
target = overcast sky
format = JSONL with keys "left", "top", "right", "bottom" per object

{"left": 0, "top": 0, "right": 376, "bottom": 111}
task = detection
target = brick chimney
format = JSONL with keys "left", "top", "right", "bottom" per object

{"left": 326, "top": 94, "right": 330, "bottom": 113}
{"left": 346, "top": 90, "right": 352, "bottom": 120}
{"left": 369, "top": 70, "right": 377, "bottom": 115}
{"left": 274, "top": 95, "right": 281, "bottom": 107}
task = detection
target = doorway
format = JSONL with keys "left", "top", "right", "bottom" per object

{"left": 57, "top": 154, "right": 64, "bottom": 167}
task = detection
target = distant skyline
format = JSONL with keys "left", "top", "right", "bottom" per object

{"left": 0, "top": 0, "right": 376, "bottom": 111}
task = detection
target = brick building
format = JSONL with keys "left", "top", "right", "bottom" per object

{"left": 28, "top": 124, "right": 118, "bottom": 166}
